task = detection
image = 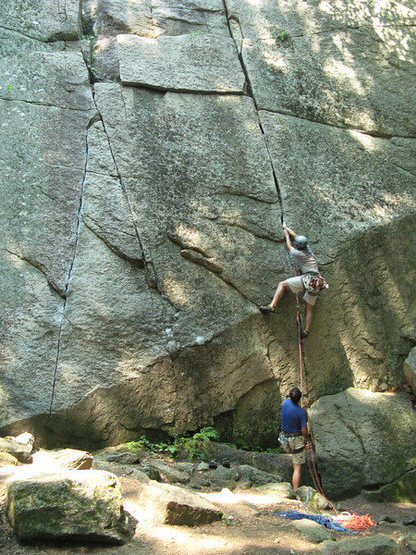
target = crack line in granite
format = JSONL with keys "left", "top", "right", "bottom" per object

{"left": 48, "top": 130, "right": 89, "bottom": 416}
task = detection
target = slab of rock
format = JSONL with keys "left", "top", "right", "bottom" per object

{"left": 107, "top": 452, "right": 141, "bottom": 465}
{"left": 227, "top": 0, "right": 416, "bottom": 135}
{"left": 404, "top": 348, "right": 416, "bottom": 395}
{"left": 0, "top": 51, "right": 93, "bottom": 110}
{"left": 92, "top": 459, "right": 151, "bottom": 482}
{"left": 239, "top": 465, "right": 281, "bottom": 486}
{"left": 136, "top": 481, "right": 222, "bottom": 526}
{"left": 48, "top": 449, "right": 93, "bottom": 470}
{"left": 117, "top": 34, "right": 245, "bottom": 93}
{"left": 95, "top": 0, "right": 228, "bottom": 38}
{"left": 257, "top": 482, "right": 296, "bottom": 500}
{"left": 309, "top": 388, "right": 416, "bottom": 498}
{"left": 12, "top": 433, "right": 35, "bottom": 449}
{"left": 6, "top": 470, "right": 129, "bottom": 544}
{"left": 320, "top": 534, "right": 401, "bottom": 553}
{"left": 0, "top": 0, "right": 80, "bottom": 41}
{"left": 0, "top": 439, "right": 32, "bottom": 463}
{"left": 259, "top": 112, "right": 416, "bottom": 265}
{"left": 363, "top": 469, "right": 416, "bottom": 503}
{"left": 149, "top": 460, "right": 190, "bottom": 484}
{"left": 295, "top": 519, "right": 333, "bottom": 544}
{"left": 0, "top": 452, "right": 19, "bottom": 466}
{"left": 45, "top": 84, "right": 281, "bottom": 441}
{"left": 296, "top": 486, "right": 330, "bottom": 513}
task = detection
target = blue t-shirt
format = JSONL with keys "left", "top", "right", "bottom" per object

{"left": 281, "top": 398, "right": 308, "bottom": 433}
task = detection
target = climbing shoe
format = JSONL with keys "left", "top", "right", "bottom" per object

{"left": 300, "top": 330, "right": 309, "bottom": 339}
{"left": 260, "top": 305, "right": 276, "bottom": 314}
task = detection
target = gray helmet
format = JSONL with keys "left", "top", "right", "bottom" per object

{"left": 294, "top": 235, "right": 308, "bottom": 250}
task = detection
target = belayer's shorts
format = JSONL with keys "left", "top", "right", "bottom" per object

{"left": 285, "top": 276, "right": 318, "bottom": 306}
{"left": 281, "top": 434, "right": 306, "bottom": 464}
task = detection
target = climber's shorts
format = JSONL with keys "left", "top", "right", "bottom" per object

{"left": 285, "top": 276, "right": 318, "bottom": 306}
{"left": 281, "top": 435, "right": 306, "bottom": 465}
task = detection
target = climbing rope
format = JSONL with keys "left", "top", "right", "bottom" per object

{"left": 273, "top": 509, "right": 357, "bottom": 534}
{"left": 281, "top": 219, "right": 375, "bottom": 533}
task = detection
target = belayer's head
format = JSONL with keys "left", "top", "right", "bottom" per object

{"left": 289, "top": 387, "right": 302, "bottom": 404}
{"left": 294, "top": 235, "right": 308, "bottom": 250}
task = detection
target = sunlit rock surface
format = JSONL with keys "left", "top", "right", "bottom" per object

{"left": 0, "top": 0, "right": 415, "bottom": 456}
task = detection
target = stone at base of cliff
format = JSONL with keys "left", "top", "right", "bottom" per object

{"left": 136, "top": 481, "right": 222, "bottom": 526}
{"left": 257, "top": 482, "right": 296, "bottom": 499}
{"left": 0, "top": 452, "right": 19, "bottom": 466}
{"left": 363, "top": 469, "right": 416, "bottom": 503}
{"left": 0, "top": 438, "right": 32, "bottom": 463}
{"left": 295, "top": 519, "right": 333, "bottom": 544}
{"left": 296, "top": 486, "right": 330, "bottom": 513}
{"left": 239, "top": 465, "right": 281, "bottom": 486}
{"left": 6, "top": 470, "right": 129, "bottom": 544}
{"left": 320, "top": 534, "right": 400, "bottom": 553}
{"left": 404, "top": 348, "right": 416, "bottom": 395}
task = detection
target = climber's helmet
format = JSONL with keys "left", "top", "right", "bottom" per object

{"left": 293, "top": 235, "right": 308, "bottom": 250}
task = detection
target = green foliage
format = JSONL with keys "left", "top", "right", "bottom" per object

{"left": 174, "top": 427, "right": 218, "bottom": 461}
{"left": 82, "top": 34, "right": 94, "bottom": 41}
{"left": 222, "top": 514, "right": 234, "bottom": 525}
{"left": 275, "top": 30, "right": 289, "bottom": 42}
{"left": 6, "top": 84, "right": 13, "bottom": 89}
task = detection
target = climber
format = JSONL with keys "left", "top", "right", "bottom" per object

{"left": 259, "top": 223, "right": 328, "bottom": 339}
{"left": 279, "top": 387, "right": 310, "bottom": 491}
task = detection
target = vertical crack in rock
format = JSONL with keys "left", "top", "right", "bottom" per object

{"left": 49, "top": 131, "right": 89, "bottom": 416}
{"left": 222, "top": 0, "right": 284, "bottom": 221}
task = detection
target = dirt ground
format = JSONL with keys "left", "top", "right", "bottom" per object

{"left": 1, "top": 476, "right": 415, "bottom": 555}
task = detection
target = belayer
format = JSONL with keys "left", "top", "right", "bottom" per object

{"left": 279, "top": 387, "right": 310, "bottom": 491}
{"left": 260, "top": 223, "right": 328, "bottom": 338}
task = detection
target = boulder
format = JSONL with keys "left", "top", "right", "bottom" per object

{"left": 0, "top": 438, "right": 32, "bottom": 463}
{"left": 320, "top": 534, "right": 401, "bottom": 554}
{"left": 135, "top": 480, "right": 222, "bottom": 526}
{"left": 363, "top": 469, "right": 416, "bottom": 503}
{"left": 9, "top": 433, "right": 35, "bottom": 449}
{"left": 309, "top": 388, "right": 416, "bottom": 498}
{"left": 294, "top": 519, "right": 333, "bottom": 544}
{"left": 238, "top": 465, "right": 281, "bottom": 486}
{"left": 46, "top": 449, "right": 93, "bottom": 470}
{"left": 6, "top": 470, "right": 129, "bottom": 544}
{"left": 296, "top": 486, "right": 330, "bottom": 513}
{"left": 206, "top": 443, "right": 293, "bottom": 483}
{"left": 107, "top": 452, "right": 141, "bottom": 465}
{"left": 257, "top": 482, "right": 296, "bottom": 500}
{"left": 92, "top": 459, "right": 151, "bottom": 482}
{"left": 0, "top": 452, "right": 19, "bottom": 466}
{"left": 117, "top": 33, "right": 245, "bottom": 93}
{"left": 404, "top": 348, "right": 416, "bottom": 395}
{"left": 149, "top": 460, "right": 190, "bottom": 484}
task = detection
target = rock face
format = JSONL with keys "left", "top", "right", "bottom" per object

{"left": 0, "top": 0, "right": 415, "bottom": 461}
{"left": 6, "top": 470, "right": 129, "bottom": 543}
{"left": 404, "top": 348, "right": 416, "bottom": 395}
{"left": 309, "top": 388, "right": 416, "bottom": 499}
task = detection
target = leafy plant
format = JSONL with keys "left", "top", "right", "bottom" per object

{"left": 174, "top": 426, "right": 218, "bottom": 461}
{"left": 275, "top": 30, "right": 289, "bottom": 42}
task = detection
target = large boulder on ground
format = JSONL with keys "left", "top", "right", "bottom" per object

{"left": 6, "top": 470, "right": 129, "bottom": 544}
{"left": 238, "top": 465, "right": 281, "bottom": 486}
{"left": 0, "top": 452, "right": 19, "bottom": 466}
{"left": 295, "top": 519, "right": 333, "bottom": 544}
{"left": 309, "top": 388, "right": 416, "bottom": 499}
{"left": 363, "top": 469, "right": 416, "bottom": 503}
{"left": 34, "top": 449, "right": 93, "bottom": 470}
{"left": 135, "top": 480, "right": 222, "bottom": 526}
{"left": 320, "top": 534, "right": 401, "bottom": 554}
{"left": 404, "top": 348, "right": 416, "bottom": 395}
{"left": 0, "top": 438, "right": 32, "bottom": 464}
{"left": 296, "top": 486, "right": 330, "bottom": 513}
{"left": 148, "top": 460, "right": 190, "bottom": 484}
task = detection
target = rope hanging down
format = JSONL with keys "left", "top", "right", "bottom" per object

{"left": 281, "top": 219, "right": 375, "bottom": 533}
